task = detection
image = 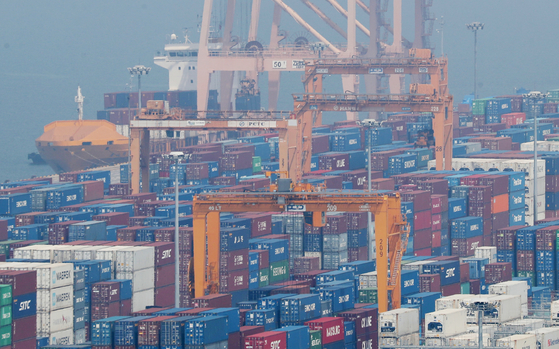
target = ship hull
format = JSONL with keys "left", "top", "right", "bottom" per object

{"left": 37, "top": 143, "right": 128, "bottom": 173}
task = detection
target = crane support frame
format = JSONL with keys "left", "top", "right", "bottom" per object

{"left": 128, "top": 111, "right": 313, "bottom": 194}
{"left": 192, "top": 191, "right": 410, "bottom": 313}
{"left": 293, "top": 93, "right": 453, "bottom": 171}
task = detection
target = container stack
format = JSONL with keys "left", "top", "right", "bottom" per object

{"left": 0, "top": 285, "right": 12, "bottom": 348}
{"left": 0, "top": 270, "right": 36, "bottom": 348}
{"left": 115, "top": 246, "right": 155, "bottom": 312}
{"left": 424, "top": 308, "right": 468, "bottom": 346}
{"left": 322, "top": 215, "right": 348, "bottom": 270}
{"left": 379, "top": 308, "right": 420, "bottom": 348}
{"left": 221, "top": 226, "right": 251, "bottom": 305}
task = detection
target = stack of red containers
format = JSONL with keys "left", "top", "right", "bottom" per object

{"left": 48, "top": 220, "right": 83, "bottom": 244}
{"left": 305, "top": 317, "right": 346, "bottom": 348}
{"left": 339, "top": 308, "right": 378, "bottom": 348}
{"left": 91, "top": 281, "right": 130, "bottom": 321}
{"left": 148, "top": 241, "right": 175, "bottom": 307}
{"left": 401, "top": 191, "right": 432, "bottom": 256}
{"left": 485, "top": 263, "right": 513, "bottom": 284}
{"left": 92, "top": 212, "right": 129, "bottom": 226}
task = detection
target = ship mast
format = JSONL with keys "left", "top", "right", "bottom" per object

{"left": 75, "top": 86, "right": 84, "bottom": 120}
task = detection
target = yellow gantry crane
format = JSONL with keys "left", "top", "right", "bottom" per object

{"left": 192, "top": 188, "right": 410, "bottom": 313}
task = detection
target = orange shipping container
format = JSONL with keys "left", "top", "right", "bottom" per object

{"left": 491, "top": 194, "right": 509, "bottom": 214}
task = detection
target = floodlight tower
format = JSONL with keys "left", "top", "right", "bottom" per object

{"left": 128, "top": 65, "right": 151, "bottom": 113}
{"left": 466, "top": 22, "right": 484, "bottom": 99}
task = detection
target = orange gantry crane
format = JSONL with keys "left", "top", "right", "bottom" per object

{"left": 192, "top": 189, "right": 410, "bottom": 313}
{"left": 292, "top": 92, "right": 454, "bottom": 171}
{"left": 129, "top": 109, "right": 313, "bottom": 194}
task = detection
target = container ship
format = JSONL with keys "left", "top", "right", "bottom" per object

{"left": 5, "top": 85, "right": 559, "bottom": 348}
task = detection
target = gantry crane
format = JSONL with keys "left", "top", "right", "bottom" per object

{"left": 128, "top": 108, "right": 313, "bottom": 194}
{"left": 192, "top": 190, "right": 410, "bottom": 313}
{"left": 292, "top": 92, "right": 453, "bottom": 171}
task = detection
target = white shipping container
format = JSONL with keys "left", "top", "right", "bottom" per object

{"left": 379, "top": 333, "right": 419, "bottom": 347}
{"left": 74, "top": 328, "right": 86, "bottom": 345}
{"left": 74, "top": 246, "right": 107, "bottom": 260}
{"left": 36, "top": 263, "right": 74, "bottom": 289}
{"left": 528, "top": 327, "right": 559, "bottom": 349}
{"left": 502, "top": 319, "right": 545, "bottom": 333}
{"left": 448, "top": 333, "right": 491, "bottom": 347}
{"left": 521, "top": 141, "right": 554, "bottom": 152}
{"left": 425, "top": 308, "right": 468, "bottom": 338}
{"left": 497, "top": 334, "right": 537, "bottom": 349}
{"left": 379, "top": 308, "right": 419, "bottom": 337}
{"left": 132, "top": 288, "right": 154, "bottom": 312}
{"left": 489, "top": 281, "right": 529, "bottom": 304}
{"left": 49, "top": 328, "right": 74, "bottom": 346}
{"left": 502, "top": 159, "right": 545, "bottom": 179}
{"left": 37, "top": 285, "right": 73, "bottom": 312}
{"left": 525, "top": 195, "right": 546, "bottom": 215}
{"left": 466, "top": 324, "right": 497, "bottom": 337}
{"left": 550, "top": 300, "right": 559, "bottom": 323}
{"left": 483, "top": 295, "right": 522, "bottom": 324}
{"left": 38, "top": 306, "right": 74, "bottom": 335}
{"left": 402, "top": 260, "right": 435, "bottom": 272}
{"left": 13, "top": 246, "right": 34, "bottom": 259}
{"left": 32, "top": 245, "right": 56, "bottom": 261}
{"left": 435, "top": 294, "right": 475, "bottom": 311}
{"left": 525, "top": 179, "right": 546, "bottom": 197}
{"left": 464, "top": 142, "right": 482, "bottom": 154}
{"left": 116, "top": 268, "right": 155, "bottom": 292}
{"left": 303, "top": 252, "right": 321, "bottom": 268}
{"left": 359, "top": 271, "right": 377, "bottom": 289}
{"left": 116, "top": 246, "right": 155, "bottom": 273}
{"left": 475, "top": 247, "right": 497, "bottom": 264}
{"left": 96, "top": 246, "right": 129, "bottom": 265}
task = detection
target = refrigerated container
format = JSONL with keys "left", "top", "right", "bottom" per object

{"left": 424, "top": 308, "right": 467, "bottom": 338}
{"left": 378, "top": 308, "right": 419, "bottom": 337}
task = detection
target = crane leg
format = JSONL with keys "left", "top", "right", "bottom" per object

{"left": 140, "top": 129, "right": 150, "bottom": 193}
{"left": 130, "top": 128, "right": 141, "bottom": 194}
{"left": 444, "top": 107, "right": 454, "bottom": 170}
{"left": 373, "top": 201, "right": 389, "bottom": 313}
{"left": 207, "top": 212, "right": 220, "bottom": 294}
{"left": 193, "top": 212, "right": 207, "bottom": 298}
{"left": 434, "top": 111, "right": 444, "bottom": 171}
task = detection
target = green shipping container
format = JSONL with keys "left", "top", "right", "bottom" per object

{"left": 269, "top": 260, "right": 289, "bottom": 284}
{"left": 0, "top": 285, "right": 11, "bottom": 307}
{"left": 548, "top": 90, "right": 559, "bottom": 99}
{"left": 472, "top": 98, "right": 491, "bottom": 115}
{"left": 358, "top": 288, "right": 378, "bottom": 304}
{"left": 252, "top": 156, "right": 262, "bottom": 173}
{"left": 0, "top": 241, "right": 23, "bottom": 257}
{"left": 0, "top": 306, "right": 10, "bottom": 327}
{"left": 0, "top": 325, "right": 10, "bottom": 347}
{"left": 310, "top": 330, "right": 322, "bottom": 349}
{"left": 516, "top": 271, "right": 536, "bottom": 286}
{"left": 460, "top": 282, "right": 470, "bottom": 294}
{"left": 259, "top": 268, "right": 270, "bottom": 287}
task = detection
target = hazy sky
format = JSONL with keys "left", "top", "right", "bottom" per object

{"left": 1, "top": 0, "right": 558, "bottom": 181}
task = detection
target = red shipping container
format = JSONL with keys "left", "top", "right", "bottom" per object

{"left": 221, "top": 151, "right": 253, "bottom": 171}
{"left": 441, "top": 283, "right": 461, "bottom": 297}
{"left": 241, "top": 326, "right": 267, "bottom": 348}
{"left": 370, "top": 178, "right": 395, "bottom": 191}
{"left": 91, "top": 302, "right": 120, "bottom": 321}
{"left": 401, "top": 191, "right": 431, "bottom": 212}
{"left": 154, "top": 263, "right": 175, "bottom": 288}
{"left": 185, "top": 162, "right": 209, "bottom": 180}
{"left": 81, "top": 180, "right": 105, "bottom": 202}
{"left": 129, "top": 216, "right": 148, "bottom": 226}
{"left": 414, "top": 248, "right": 431, "bottom": 256}
{"left": 154, "top": 284, "right": 175, "bottom": 307}
{"left": 348, "top": 247, "right": 368, "bottom": 262}
{"left": 117, "top": 226, "right": 142, "bottom": 241}
{"left": 193, "top": 294, "right": 232, "bottom": 308}
{"left": 292, "top": 270, "right": 333, "bottom": 287}
{"left": 338, "top": 308, "right": 378, "bottom": 337}
{"left": 496, "top": 226, "right": 523, "bottom": 250}
{"left": 431, "top": 231, "right": 441, "bottom": 248}
{"left": 293, "top": 257, "right": 320, "bottom": 274}
{"left": 15, "top": 212, "right": 44, "bottom": 227}
{"left": 492, "top": 212, "right": 509, "bottom": 233}
{"left": 431, "top": 215, "right": 442, "bottom": 232}
{"left": 323, "top": 215, "right": 348, "bottom": 235}
{"left": 239, "top": 213, "right": 272, "bottom": 238}
{"left": 11, "top": 314, "right": 36, "bottom": 342}
{"left": 109, "top": 183, "right": 130, "bottom": 196}
{"left": 419, "top": 274, "right": 441, "bottom": 292}
{"left": 228, "top": 331, "right": 241, "bottom": 349}
{"left": 479, "top": 175, "right": 509, "bottom": 196}
{"left": 239, "top": 178, "right": 270, "bottom": 191}
{"left": 469, "top": 279, "right": 481, "bottom": 294}
{"left": 356, "top": 332, "right": 378, "bottom": 349}
{"left": 220, "top": 268, "right": 249, "bottom": 293}
{"left": 305, "top": 317, "right": 345, "bottom": 345}
{"left": 516, "top": 250, "right": 535, "bottom": 271}
{"left": 255, "top": 250, "right": 270, "bottom": 270}
{"left": 468, "top": 186, "right": 492, "bottom": 203}
{"left": 138, "top": 316, "right": 177, "bottom": 346}
{"left": 431, "top": 195, "right": 448, "bottom": 214}
{"left": 318, "top": 154, "right": 350, "bottom": 171}
{"left": 121, "top": 299, "right": 132, "bottom": 316}
{"left": 370, "top": 150, "right": 404, "bottom": 171}
{"left": 460, "top": 263, "right": 470, "bottom": 283}
{"left": 93, "top": 212, "right": 130, "bottom": 226}
{"left": 536, "top": 226, "right": 559, "bottom": 250}
{"left": 132, "top": 307, "right": 171, "bottom": 316}
{"left": 345, "top": 212, "right": 368, "bottom": 230}
{"left": 220, "top": 249, "right": 249, "bottom": 272}
{"left": 451, "top": 235, "right": 483, "bottom": 257}
{"left": 92, "top": 282, "right": 121, "bottom": 304}
{"left": 210, "top": 176, "right": 237, "bottom": 186}
{"left": 546, "top": 175, "right": 559, "bottom": 192}
{"left": 145, "top": 241, "right": 175, "bottom": 267}
{"left": 418, "top": 179, "right": 448, "bottom": 196}
{"left": 245, "top": 331, "right": 286, "bottom": 349}
{"left": 312, "top": 135, "right": 330, "bottom": 154}
{"left": 11, "top": 338, "right": 36, "bottom": 349}
{"left": 413, "top": 228, "right": 432, "bottom": 250}
{"left": 468, "top": 202, "right": 491, "bottom": 219}
{"left": 48, "top": 220, "right": 83, "bottom": 245}
{"left": 485, "top": 263, "right": 513, "bottom": 284}
{"left": 270, "top": 285, "right": 310, "bottom": 295}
